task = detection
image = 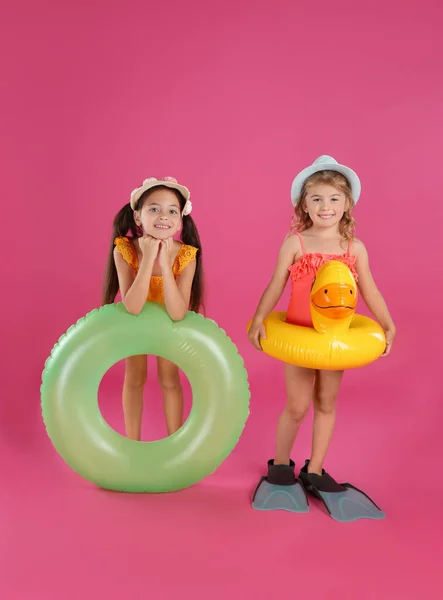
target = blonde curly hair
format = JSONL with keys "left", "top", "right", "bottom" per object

{"left": 292, "top": 170, "right": 356, "bottom": 242}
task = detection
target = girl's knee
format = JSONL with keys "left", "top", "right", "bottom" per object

{"left": 285, "top": 396, "right": 311, "bottom": 423}
{"left": 313, "top": 392, "right": 337, "bottom": 415}
{"left": 284, "top": 365, "right": 315, "bottom": 422}
{"left": 157, "top": 358, "right": 181, "bottom": 393}
{"left": 158, "top": 368, "right": 181, "bottom": 392}
{"left": 124, "top": 373, "right": 147, "bottom": 390}
{"left": 124, "top": 361, "right": 147, "bottom": 390}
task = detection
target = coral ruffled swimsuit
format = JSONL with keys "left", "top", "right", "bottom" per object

{"left": 286, "top": 231, "right": 358, "bottom": 328}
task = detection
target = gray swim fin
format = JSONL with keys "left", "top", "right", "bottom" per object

{"left": 252, "top": 459, "right": 309, "bottom": 513}
{"left": 299, "top": 460, "right": 386, "bottom": 522}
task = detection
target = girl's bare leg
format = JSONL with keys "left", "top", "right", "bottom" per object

{"left": 274, "top": 364, "right": 316, "bottom": 465}
{"left": 308, "top": 369, "right": 344, "bottom": 474}
{"left": 123, "top": 355, "right": 147, "bottom": 441}
{"left": 157, "top": 357, "right": 183, "bottom": 436}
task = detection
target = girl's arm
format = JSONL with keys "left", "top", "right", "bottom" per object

{"left": 354, "top": 239, "right": 396, "bottom": 355}
{"left": 160, "top": 240, "right": 197, "bottom": 321}
{"left": 248, "top": 235, "right": 300, "bottom": 350}
{"left": 114, "top": 237, "right": 160, "bottom": 315}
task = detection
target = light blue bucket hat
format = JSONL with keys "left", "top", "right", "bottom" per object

{"left": 290, "top": 155, "right": 361, "bottom": 206}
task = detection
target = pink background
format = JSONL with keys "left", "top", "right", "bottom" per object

{"left": 1, "top": 0, "right": 442, "bottom": 598}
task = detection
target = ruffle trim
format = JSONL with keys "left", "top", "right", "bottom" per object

{"left": 289, "top": 253, "right": 358, "bottom": 281}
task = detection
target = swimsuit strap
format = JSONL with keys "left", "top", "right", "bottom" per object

{"left": 293, "top": 230, "right": 306, "bottom": 254}
{"left": 347, "top": 237, "right": 353, "bottom": 255}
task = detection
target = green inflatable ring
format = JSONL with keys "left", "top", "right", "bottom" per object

{"left": 41, "top": 303, "right": 250, "bottom": 493}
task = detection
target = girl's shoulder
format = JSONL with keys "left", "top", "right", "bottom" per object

{"left": 283, "top": 232, "right": 303, "bottom": 250}
{"left": 177, "top": 240, "right": 198, "bottom": 250}
{"left": 349, "top": 237, "right": 366, "bottom": 257}
{"left": 114, "top": 236, "right": 138, "bottom": 269}
{"left": 176, "top": 240, "right": 199, "bottom": 253}
{"left": 175, "top": 241, "right": 199, "bottom": 273}
{"left": 114, "top": 235, "right": 134, "bottom": 248}
{"left": 279, "top": 233, "right": 304, "bottom": 264}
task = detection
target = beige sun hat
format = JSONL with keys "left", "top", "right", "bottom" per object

{"left": 130, "top": 176, "right": 192, "bottom": 215}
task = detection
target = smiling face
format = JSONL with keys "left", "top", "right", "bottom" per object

{"left": 134, "top": 188, "right": 182, "bottom": 239}
{"left": 303, "top": 183, "right": 349, "bottom": 230}
{"left": 293, "top": 170, "right": 355, "bottom": 238}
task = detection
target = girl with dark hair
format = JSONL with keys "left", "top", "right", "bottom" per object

{"left": 103, "top": 176, "right": 204, "bottom": 441}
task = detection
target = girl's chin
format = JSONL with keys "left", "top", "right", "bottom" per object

{"left": 148, "top": 229, "right": 175, "bottom": 239}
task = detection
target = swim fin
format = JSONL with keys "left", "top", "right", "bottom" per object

{"left": 252, "top": 459, "right": 309, "bottom": 513}
{"left": 299, "top": 460, "right": 386, "bottom": 522}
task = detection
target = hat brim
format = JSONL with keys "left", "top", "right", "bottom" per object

{"left": 130, "top": 181, "right": 190, "bottom": 209}
{"left": 291, "top": 163, "right": 361, "bottom": 205}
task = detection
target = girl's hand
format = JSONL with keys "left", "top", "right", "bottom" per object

{"left": 248, "top": 318, "right": 267, "bottom": 351}
{"left": 158, "top": 237, "right": 174, "bottom": 271}
{"left": 382, "top": 328, "right": 396, "bottom": 357}
{"left": 138, "top": 236, "right": 161, "bottom": 263}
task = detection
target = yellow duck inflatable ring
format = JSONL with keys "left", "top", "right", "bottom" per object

{"left": 250, "top": 260, "right": 386, "bottom": 370}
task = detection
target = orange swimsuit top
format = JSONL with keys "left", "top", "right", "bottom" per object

{"left": 286, "top": 231, "right": 358, "bottom": 328}
{"left": 114, "top": 236, "right": 198, "bottom": 305}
